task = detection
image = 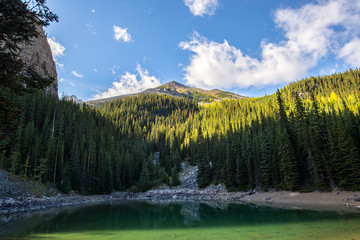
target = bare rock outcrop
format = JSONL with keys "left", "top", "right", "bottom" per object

{"left": 179, "top": 163, "right": 198, "bottom": 189}
{"left": 19, "top": 25, "right": 58, "bottom": 96}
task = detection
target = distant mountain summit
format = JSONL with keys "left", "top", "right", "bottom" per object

{"left": 145, "top": 81, "right": 245, "bottom": 102}
{"left": 87, "top": 81, "right": 246, "bottom": 107}
{"left": 63, "top": 95, "right": 83, "bottom": 104}
{"left": 142, "top": 81, "right": 187, "bottom": 98}
{"left": 158, "top": 80, "right": 189, "bottom": 90}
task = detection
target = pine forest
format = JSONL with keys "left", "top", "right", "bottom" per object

{"left": 1, "top": 69, "right": 360, "bottom": 194}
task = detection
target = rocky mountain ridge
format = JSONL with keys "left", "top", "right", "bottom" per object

{"left": 87, "top": 81, "right": 246, "bottom": 107}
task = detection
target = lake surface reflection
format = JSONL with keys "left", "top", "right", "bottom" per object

{"left": 1, "top": 200, "right": 360, "bottom": 239}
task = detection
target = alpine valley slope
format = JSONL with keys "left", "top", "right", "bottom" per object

{"left": 87, "top": 81, "right": 246, "bottom": 107}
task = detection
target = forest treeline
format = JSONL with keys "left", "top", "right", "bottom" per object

{"left": 1, "top": 69, "right": 360, "bottom": 193}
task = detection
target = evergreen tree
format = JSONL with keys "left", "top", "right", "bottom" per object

{"left": 138, "top": 159, "right": 150, "bottom": 191}
{"left": 278, "top": 127, "right": 300, "bottom": 190}
{"left": 3, "top": 69, "right": 360, "bottom": 194}
{"left": 0, "top": 0, "right": 58, "bottom": 148}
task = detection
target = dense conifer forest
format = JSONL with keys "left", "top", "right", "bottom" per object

{"left": 1, "top": 69, "right": 360, "bottom": 193}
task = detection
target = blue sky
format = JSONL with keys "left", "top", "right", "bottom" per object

{"left": 45, "top": 0, "right": 360, "bottom": 100}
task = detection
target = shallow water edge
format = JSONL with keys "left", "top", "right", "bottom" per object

{"left": 1, "top": 200, "right": 360, "bottom": 240}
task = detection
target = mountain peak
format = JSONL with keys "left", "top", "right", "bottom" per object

{"left": 157, "top": 81, "right": 189, "bottom": 90}
{"left": 87, "top": 81, "right": 246, "bottom": 107}
{"left": 144, "top": 81, "right": 245, "bottom": 102}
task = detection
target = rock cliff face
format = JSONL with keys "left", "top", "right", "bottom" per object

{"left": 19, "top": 25, "right": 58, "bottom": 96}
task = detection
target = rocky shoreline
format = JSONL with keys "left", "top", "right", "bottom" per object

{"left": 123, "top": 185, "right": 253, "bottom": 202}
{"left": 1, "top": 166, "right": 360, "bottom": 215}
{"left": 123, "top": 187, "right": 360, "bottom": 211}
{"left": 0, "top": 194, "right": 112, "bottom": 215}
{"left": 1, "top": 187, "right": 360, "bottom": 215}
{"left": 0, "top": 184, "right": 230, "bottom": 215}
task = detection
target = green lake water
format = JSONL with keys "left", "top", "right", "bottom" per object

{"left": 1, "top": 200, "right": 360, "bottom": 240}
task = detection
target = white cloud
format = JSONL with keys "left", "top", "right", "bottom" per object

{"left": 87, "top": 22, "right": 97, "bottom": 35}
{"left": 111, "top": 65, "right": 120, "bottom": 75}
{"left": 143, "top": 56, "right": 151, "bottom": 62}
{"left": 91, "top": 9, "right": 96, "bottom": 14}
{"left": 68, "top": 81, "right": 76, "bottom": 87}
{"left": 47, "top": 37, "right": 65, "bottom": 59}
{"left": 92, "top": 64, "right": 161, "bottom": 100}
{"left": 47, "top": 37, "right": 65, "bottom": 71}
{"left": 93, "top": 68, "right": 98, "bottom": 72}
{"left": 56, "top": 62, "right": 64, "bottom": 71}
{"left": 72, "top": 71, "right": 83, "bottom": 78}
{"left": 113, "top": 25, "right": 132, "bottom": 43}
{"left": 59, "top": 78, "right": 75, "bottom": 87}
{"left": 338, "top": 37, "right": 360, "bottom": 67}
{"left": 184, "top": 0, "right": 219, "bottom": 16}
{"left": 179, "top": 0, "right": 360, "bottom": 89}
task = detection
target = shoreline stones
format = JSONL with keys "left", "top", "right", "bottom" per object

{"left": 0, "top": 185, "right": 245, "bottom": 215}
{"left": 353, "top": 194, "right": 360, "bottom": 202}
